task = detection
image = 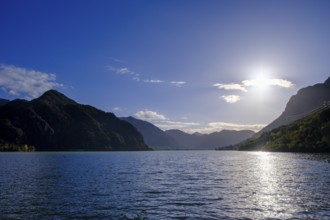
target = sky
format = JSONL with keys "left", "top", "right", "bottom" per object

{"left": 0, "top": 0, "right": 330, "bottom": 133}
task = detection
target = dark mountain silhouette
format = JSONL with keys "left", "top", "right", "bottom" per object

{"left": 0, "top": 98, "right": 9, "bottom": 106}
{"left": 0, "top": 90, "right": 150, "bottom": 151}
{"left": 165, "top": 129, "right": 255, "bottom": 150}
{"left": 121, "top": 117, "right": 184, "bottom": 150}
{"left": 258, "top": 77, "right": 330, "bottom": 134}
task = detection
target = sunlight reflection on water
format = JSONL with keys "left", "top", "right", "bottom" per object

{"left": 248, "top": 151, "right": 291, "bottom": 219}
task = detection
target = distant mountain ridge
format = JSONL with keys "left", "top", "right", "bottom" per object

{"left": 0, "top": 90, "right": 150, "bottom": 151}
{"left": 258, "top": 77, "right": 330, "bottom": 134}
{"left": 122, "top": 117, "right": 255, "bottom": 150}
{"left": 165, "top": 129, "right": 255, "bottom": 150}
{"left": 121, "top": 117, "right": 184, "bottom": 150}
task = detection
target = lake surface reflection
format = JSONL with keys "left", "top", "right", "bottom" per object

{"left": 1, "top": 151, "right": 330, "bottom": 219}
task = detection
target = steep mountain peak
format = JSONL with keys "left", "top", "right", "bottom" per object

{"left": 36, "top": 90, "right": 76, "bottom": 105}
{"left": 0, "top": 90, "right": 150, "bottom": 151}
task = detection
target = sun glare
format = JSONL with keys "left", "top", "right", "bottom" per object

{"left": 253, "top": 75, "right": 271, "bottom": 87}
{"left": 243, "top": 75, "right": 272, "bottom": 88}
{"left": 244, "top": 66, "right": 274, "bottom": 89}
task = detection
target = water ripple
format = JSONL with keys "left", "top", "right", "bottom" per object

{"left": 1, "top": 151, "right": 330, "bottom": 219}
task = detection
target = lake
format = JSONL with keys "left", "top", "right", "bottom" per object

{"left": 1, "top": 151, "right": 330, "bottom": 219}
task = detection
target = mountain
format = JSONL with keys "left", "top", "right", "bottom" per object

{"left": 165, "top": 129, "right": 200, "bottom": 149}
{"left": 165, "top": 129, "right": 255, "bottom": 150}
{"left": 0, "top": 98, "right": 9, "bottom": 106}
{"left": 120, "top": 117, "right": 254, "bottom": 150}
{"left": 258, "top": 77, "right": 330, "bottom": 134}
{"left": 121, "top": 116, "right": 184, "bottom": 150}
{"left": 237, "top": 107, "right": 330, "bottom": 152}
{"left": 0, "top": 90, "right": 150, "bottom": 151}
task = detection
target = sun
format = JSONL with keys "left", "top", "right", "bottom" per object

{"left": 243, "top": 74, "right": 272, "bottom": 88}
{"left": 244, "top": 66, "right": 274, "bottom": 88}
{"left": 252, "top": 75, "right": 271, "bottom": 87}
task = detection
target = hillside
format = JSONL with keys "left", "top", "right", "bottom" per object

{"left": 121, "top": 117, "right": 184, "bottom": 150}
{"left": 0, "top": 90, "right": 150, "bottom": 151}
{"left": 238, "top": 107, "right": 330, "bottom": 152}
{"left": 258, "top": 77, "right": 330, "bottom": 134}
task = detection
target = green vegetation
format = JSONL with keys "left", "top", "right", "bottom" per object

{"left": 238, "top": 108, "right": 330, "bottom": 152}
{"left": 0, "top": 143, "right": 35, "bottom": 152}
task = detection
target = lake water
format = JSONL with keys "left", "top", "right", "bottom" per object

{"left": 1, "top": 151, "right": 330, "bottom": 219}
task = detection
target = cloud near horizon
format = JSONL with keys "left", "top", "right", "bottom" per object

{"left": 207, "top": 121, "right": 266, "bottom": 132}
{"left": 134, "top": 110, "right": 200, "bottom": 131}
{"left": 134, "top": 110, "right": 265, "bottom": 133}
{"left": 186, "top": 121, "right": 266, "bottom": 134}
{"left": 0, "top": 64, "right": 63, "bottom": 98}
{"left": 155, "top": 121, "right": 200, "bottom": 131}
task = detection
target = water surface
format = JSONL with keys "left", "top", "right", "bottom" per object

{"left": 1, "top": 151, "right": 330, "bottom": 219}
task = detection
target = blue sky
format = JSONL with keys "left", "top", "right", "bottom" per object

{"left": 0, "top": 0, "right": 329, "bottom": 133}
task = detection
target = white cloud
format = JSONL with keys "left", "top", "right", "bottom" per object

{"left": 207, "top": 122, "right": 266, "bottom": 133}
{"left": 242, "top": 78, "right": 294, "bottom": 88}
{"left": 0, "top": 64, "right": 63, "bottom": 98}
{"left": 242, "top": 79, "right": 255, "bottom": 87}
{"left": 171, "top": 81, "right": 186, "bottom": 86}
{"left": 134, "top": 110, "right": 199, "bottom": 131}
{"left": 269, "top": 78, "right": 294, "bottom": 88}
{"left": 108, "top": 64, "right": 189, "bottom": 87}
{"left": 107, "top": 65, "right": 140, "bottom": 81}
{"left": 132, "top": 76, "right": 140, "bottom": 82}
{"left": 157, "top": 120, "right": 264, "bottom": 133}
{"left": 155, "top": 121, "right": 200, "bottom": 131}
{"left": 222, "top": 95, "right": 240, "bottom": 103}
{"left": 134, "top": 110, "right": 168, "bottom": 121}
{"left": 133, "top": 110, "right": 265, "bottom": 133}
{"left": 214, "top": 78, "right": 294, "bottom": 96}
{"left": 187, "top": 121, "right": 266, "bottom": 133}
{"left": 144, "top": 79, "right": 164, "bottom": 83}
{"left": 213, "top": 83, "right": 247, "bottom": 92}
{"left": 117, "top": 68, "right": 130, "bottom": 74}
